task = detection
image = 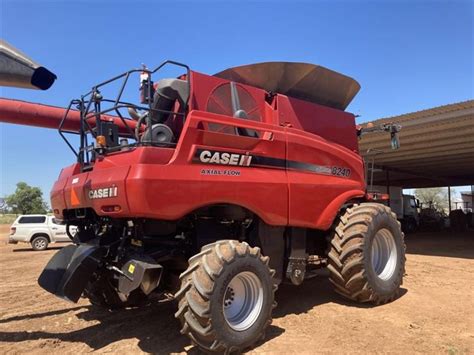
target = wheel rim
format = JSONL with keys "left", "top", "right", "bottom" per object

{"left": 223, "top": 271, "right": 264, "bottom": 331}
{"left": 35, "top": 239, "right": 46, "bottom": 249}
{"left": 371, "top": 229, "right": 398, "bottom": 281}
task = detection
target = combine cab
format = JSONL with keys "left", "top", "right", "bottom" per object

{"left": 1, "top": 61, "right": 405, "bottom": 353}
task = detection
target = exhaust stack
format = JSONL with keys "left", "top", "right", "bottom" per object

{"left": 0, "top": 39, "right": 57, "bottom": 90}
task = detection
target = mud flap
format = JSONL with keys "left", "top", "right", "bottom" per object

{"left": 38, "top": 244, "right": 102, "bottom": 303}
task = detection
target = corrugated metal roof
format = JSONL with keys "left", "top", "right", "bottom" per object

{"left": 359, "top": 100, "right": 474, "bottom": 188}
{"left": 367, "top": 100, "right": 474, "bottom": 125}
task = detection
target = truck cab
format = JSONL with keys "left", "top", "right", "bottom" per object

{"left": 402, "top": 194, "right": 420, "bottom": 232}
{"left": 370, "top": 185, "right": 420, "bottom": 233}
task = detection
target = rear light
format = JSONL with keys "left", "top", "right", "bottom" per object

{"left": 101, "top": 205, "right": 122, "bottom": 213}
{"left": 366, "top": 192, "right": 390, "bottom": 201}
{"left": 10, "top": 227, "right": 16, "bottom": 235}
{"left": 96, "top": 135, "right": 106, "bottom": 146}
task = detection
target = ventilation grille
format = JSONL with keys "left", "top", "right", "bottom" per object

{"left": 206, "top": 83, "right": 261, "bottom": 134}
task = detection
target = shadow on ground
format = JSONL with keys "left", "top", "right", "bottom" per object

{"left": 0, "top": 270, "right": 407, "bottom": 353}
{"left": 405, "top": 230, "right": 474, "bottom": 259}
{"left": 0, "top": 301, "right": 189, "bottom": 353}
{"left": 15, "top": 230, "right": 472, "bottom": 352}
{"left": 274, "top": 270, "right": 407, "bottom": 318}
{"left": 12, "top": 247, "right": 62, "bottom": 253}
{"left": 0, "top": 300, "right": 286, "bottom": 353}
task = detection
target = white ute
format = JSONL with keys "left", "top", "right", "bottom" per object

{"left": 9, "top": 215, "right": 75, "bottom": 251}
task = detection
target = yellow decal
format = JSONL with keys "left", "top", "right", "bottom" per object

{"left": 128, "top": 264, "right": 135, "bottom": 274}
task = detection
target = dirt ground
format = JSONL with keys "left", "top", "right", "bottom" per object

{"left": 0, "top": 225, "right": 473, "bottom": 354}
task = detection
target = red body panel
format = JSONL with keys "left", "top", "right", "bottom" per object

{"left": 50, "top": 70, "right": 366, "bottom": 230}
{"left": 277, "top": 95, "right": 359, "bottom": 152}
{"left": 286, "top": 128, "right": 364, "bottom": 229}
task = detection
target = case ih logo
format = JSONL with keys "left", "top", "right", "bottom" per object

{"left": 194, "top": 148, "right": 351, "bottom": 178}
{"left": 88, "top": 186, "right": 118, "bottom": 199}
{"left": 197, "top": 149, "right": 252, "bottom": 166}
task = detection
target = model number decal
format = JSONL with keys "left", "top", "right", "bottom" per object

{"left": 332, "top": 167, "right": 351, "bottom": 177}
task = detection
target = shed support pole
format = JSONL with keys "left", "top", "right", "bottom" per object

{"left": 448, "top": 186, "right": 451, "bottom": 213}
{"left": 386, "top": 170, "right": 390, "bottom": 207}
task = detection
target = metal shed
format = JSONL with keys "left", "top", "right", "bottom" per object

{"left": 359, "top": 100, "right": 474, "bottom": 188}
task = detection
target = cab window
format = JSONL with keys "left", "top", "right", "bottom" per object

{"left": 18, "top": 216, "right": 46, "bottom": 224}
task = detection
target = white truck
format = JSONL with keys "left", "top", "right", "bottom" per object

{"left": 9, "top": 215, "right": 75, "bottom": 250}
{"left": 371, "top": 186, "right": 420, "bottom": 233}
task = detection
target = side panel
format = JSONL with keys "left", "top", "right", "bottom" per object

{"left": 50, "top": 165, "right": 78, "bottom": 216}
{"left": 286, "top": 128, "right": 365, "bottom": 229}
{"left": 277, "top": 95, "right": 359, "bottom": 152}
{"left": 48, "top": 217, "right": 71, "bottom": 242}
{"left": 27, "top": 226, "right": 50, "bottom": 241}
{"left": 126, "top": 111, "right": 289, "bottom": 225}
{"left": 51, "top": 149, "right": 175, "bottom": 219}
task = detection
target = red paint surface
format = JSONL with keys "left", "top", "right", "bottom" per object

{"left": 0, "top": 98, "right": 137, "bottom": 134}
{"left": 1, "top": 69, "right": 366, "bottom": 230}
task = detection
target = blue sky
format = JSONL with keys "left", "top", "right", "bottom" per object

{"left": 1, "top": 0, "right": 473, "bottom": 199}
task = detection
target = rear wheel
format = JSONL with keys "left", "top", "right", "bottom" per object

{"left": 328, "top": 203, "right": 405, "bottom": 304}
{"left": 31, "top": 236, "right": 49, "bottom": 251}
{"left": 175, "top": 240, "right": 276, "bottom": 353}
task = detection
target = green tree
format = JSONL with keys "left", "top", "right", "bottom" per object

{"left": 5, "top": 182, "right": 48, "bottom": 214}
{"left": 414, "top": 187, "right": 450, "bottom": 211}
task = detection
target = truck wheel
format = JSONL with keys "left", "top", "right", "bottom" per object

{"left": 402, "top": 217, "right": 417, "bottom": 234}
{"left": 31, "top": 235, "right": 49, "bottom": 251}
{"left": 175, "top": 240, "right": 276, "bottom": 353}
{"left": 328, "top": 203, "right": 405, "bottom": 305}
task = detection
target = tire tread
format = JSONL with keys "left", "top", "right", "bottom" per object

{"left": 327, "top": 203, "right": 406, "bottom": 304}
{"left": 175, "top": 240, "right": 275, "bottom": 353}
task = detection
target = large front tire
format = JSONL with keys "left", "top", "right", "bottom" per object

{"left": 175, "top": 240, "right": 276, "bottom": 353}
{"left": 328, "top": 203, "right": 405, "bottom": 304}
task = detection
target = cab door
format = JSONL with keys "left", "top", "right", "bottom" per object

{"left": 49, "top": 217, "right": 70, "bottom": 242}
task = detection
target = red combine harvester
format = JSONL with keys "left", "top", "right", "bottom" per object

{"left": 1, "top": 57, "right": 405, "bottom": 352}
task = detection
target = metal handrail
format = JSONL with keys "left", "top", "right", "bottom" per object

{"left": 58, "top": 60, "right": 190, "bottom": 168}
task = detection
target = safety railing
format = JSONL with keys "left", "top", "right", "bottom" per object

{"left": 58, "top": 61, "right": 190, "bottom": 170}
